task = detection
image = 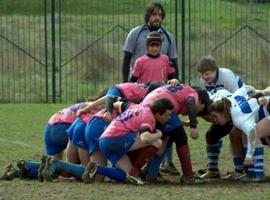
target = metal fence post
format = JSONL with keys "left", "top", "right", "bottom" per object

{"left": 181, "top": 0, "right": 185, "bottom": 83}
{"left": 51, "top": 0, "right": 56, "bottom": 103}
{"left": 44, "top": 0, "right": 49, "bottom": 103}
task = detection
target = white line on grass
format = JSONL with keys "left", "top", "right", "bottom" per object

{"left": 0, "top": 137, "right": 40, "bottom": 150}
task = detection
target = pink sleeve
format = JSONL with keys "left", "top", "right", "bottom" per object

{"left": 161, "top": 55, "right": 175, "bottom": 75}
{"left": 131, "top": 58, "right": 143, "bottom": 78}
{"left": 167, "top": 65, "right": 175, "bottom": 75}
{"left": 140, "top": 111, "right": 155, "bottom": 132}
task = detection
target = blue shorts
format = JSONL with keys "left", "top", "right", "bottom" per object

{"left": 156, "top": 112, "right": 182, "bottom": 134}
{"left": 106, "top": 87, "right": 123, "bottom": 97}
{"left": 67, "top": 117, "right": 88, "bottom": 150}
{"left": 44, "top": 123, "right": 70, "bottom": 156}
{"left": 85, "top": 116, "right": 110, "bottom": 155}
{"left": 99, "top": 132, "right": 136, "bottom": 165}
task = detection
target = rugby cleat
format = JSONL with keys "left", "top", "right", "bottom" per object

{"left": 160, "top": 162, "right": 180, "bottom": 175}
{"left": 37, "top": 155, "right": 48, "bottom": 182}
{"left": 199, "top": 170, "right": 220, "bottom": 179}
{"left": 16, "top": 160, "right": 28, "bottom": 179}
{"left": 82, "top": 162, "right": 98, "bottom": 184}
{"left": 43, "top": 156, "right": 58, "bottom": 181}
{"left": 221, "top": 171, "right": 246, "bottom": 181}
{"left": 239, "top": 174, "right": 266, "bottom": 183}
{"left": 0, "top": 164, "right": 17, "bottom": 181}
{"left": 126, "top": 174, "right": 144, "bottom": 186}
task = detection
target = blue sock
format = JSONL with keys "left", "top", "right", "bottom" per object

{"left": 97, "top": 166, "right": 126, "bottom": 182}
{"left": 233, "top": 156, "right": 244, "bottom": 173}
{"left": 207, "top": 140, "right": 223, "bottom": 172}
{"left": 148, "top": 150, "right": 166, "bottom": 177}
{"left": 253, "top": 146, "right": 264, "bottom": 177}
{"left": 24, "top": 161, "right": 40, "bottom": 179}
{"left": 165, "top": 145, "right": 173, "bottom": 163}
{"left": 54, "top": 160, "right": 85, "bottom": 178}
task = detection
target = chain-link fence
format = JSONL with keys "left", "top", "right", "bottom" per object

{"left": 0, "top": 0, "right": 269, "bottom": 103}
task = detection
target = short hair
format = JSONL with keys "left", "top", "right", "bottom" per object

{"left": 196, "top": 55, "right": 218, "bottom": 73}
{"left": 150, "top": 98, "right": 174, "bottom": 115}
{"left": 144, "top": 1, "right": 165, "bottom": 24}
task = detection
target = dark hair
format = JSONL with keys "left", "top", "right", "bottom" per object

{"left": 196, "top": 55, "right": 218, "bottom": 73}
{"left": 192, "top": 86, "right": 210, "bottom": 106}
{"left": 146, "top": 31, "right": 162, "bottom": 46}
{"left": 208, "top": 98, "right": 231, "bottom": 117}
{"left": 144, "top": 1, "right": 165, "bottom": 23}
{"left": 150, "top": 98, "right": 174, "bottom": 115}
{"left": 85, "top": 88, "right": 108, "bottom": 102}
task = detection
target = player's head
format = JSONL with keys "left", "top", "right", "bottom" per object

{"left": 150, "top": 98, "right": 173, "bottom": 124}
{"left": 208, "top": 97, "right": 231, "bottom": 125}
{"left": 192, "top": 86, "right": 210, "bottom": 115}
{"left": 144, "top": 2, "right": 165, "bottom": 28}
{"left": 146, "top": 31, "right": 162, "bottom": 56}
{"left": 196, "top": 55, "right": 218, "bottom": 83}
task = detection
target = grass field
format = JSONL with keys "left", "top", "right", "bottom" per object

{"left": 1, "top": 0, "right": 270, "bottom": 103}
{"left": 1, "top": 104, "right": 270, "bottom": 200}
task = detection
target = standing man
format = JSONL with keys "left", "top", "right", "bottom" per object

{"left": 122, "top": 1, "right": 179, "bottom": 175}
{"left": 122, "top": 1, "right": 179, "bottom": 83}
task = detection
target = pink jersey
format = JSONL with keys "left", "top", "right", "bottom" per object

{"left": 94, "top": 108, "right": 119, "bottom": 120}
{"left": 101, "top": 105, "right": 156, "bottom": 139}
{"left": 131, "top": 54, "right": 175, "bottom": 83}
{"left": 142, "top": 84, "right": 199, "bottom": 115}
{"left": 79, "top": 106, "right": 104, "bottom": 123}
{"left": 116, "top": 83, "right": 148, "bottom": 102}
{"left": 48, "top": 103, "right": 86, "bottom": 125}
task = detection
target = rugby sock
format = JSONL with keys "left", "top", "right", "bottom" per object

{"left": 206, "top": 140, "right": 223, "bottom": 172}
{"left": 176, "top": 145, "right": 193, "bottom": 178}
{"left": 165, "top": 145, "right": 173, "bottom": 164}
{"left": 96, "top": 166, "right": 126, "bottom": 182}
{"left": 24, "top": 161, "right": 40, "bottom": 179}
{"left": 128, "top": 146, "right": 158, "bottom": 176}
{"left": 253, "top": 145, "right": 264, "bottom": 177}
{"left": 54, "top": 160, "right": 85, "bottom": 178}
{"left": 147, "top": 150, "right": 167, "bottom": 177}
{"left": 233, "top": 156, "right": 244, "bottom": 173}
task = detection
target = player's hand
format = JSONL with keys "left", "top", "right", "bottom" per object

{"left": 167, "top": 79, "right": 180, "bottom": 87}
{"left": 190, "top": 128, "right": 199, "bottom": 140}
{"left": 258, "top": 97, "right": 267, "bottom": 106}
{"left": 103, "top": 111, "right": 113, "bottom": 122}
{"left": 244, "top": 157, "right": 253, "bottom": 166}
{"left": 154, "top": 129, "right": 162, "bottom": 138}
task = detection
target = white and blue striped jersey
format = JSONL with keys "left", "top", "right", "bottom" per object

{"left": 200, "top": 67, "right": 245, "bottom": 93}
{"left": 228, "top": 87, "right": 270, "bottom": 159}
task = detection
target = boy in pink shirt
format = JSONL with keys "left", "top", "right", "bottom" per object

{"left": 129, "top": 31, "right": 177, "bottom": 84}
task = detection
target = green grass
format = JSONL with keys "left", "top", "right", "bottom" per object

{"left": 1, "top": 0, "right": 270, "bottom": 103}
{"left": 1, "top": 104, "right": 270, "bottom": 199}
